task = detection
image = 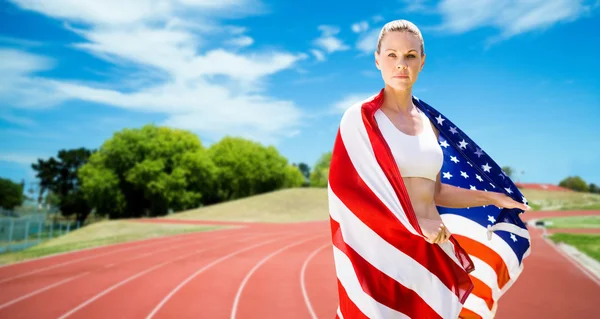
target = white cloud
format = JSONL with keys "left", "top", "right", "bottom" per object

{"left": 435, "top": 0, "right": 595, "bottom": 39}
{"left": 310, "top": 49, "right": 325, "bottom": 62}
{"left": 351, "top": 21, "right": 369, "bottom": 33}
{"left": 331, "top": 93, "right": 377, "bottom": 114}
{"left": 0, "top": 153, "right": 40, "bottom": 165}
{"left": 356, "top": 28, "right": 380, "bottom": 54}
{"left": 3, "top": 0, "right": 309, "bottom": 145}
{"left": 226, "top": 36, "right": 254, "bottom": 47}
{"left": 313, "top": 25, "right": 350, "bottom": 54}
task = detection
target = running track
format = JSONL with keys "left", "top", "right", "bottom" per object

{"left": 0, "top": 211, "right": 598, "bottom": 319}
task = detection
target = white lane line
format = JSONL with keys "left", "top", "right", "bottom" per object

{"left": 0, "top": 225, "right": 242, "bottom": 270}
{"left": 57, "top": 233, "right": 270, "bottom": 319}
{"left": 0, "top": 272, "right": 90, "bottom": 310}
{"left": 230, "top": 235, "right": 325, "bottom": 319}
{"left": 0, "top": 235, "right": 192, "bottom": 284}
{"left": 145, "top": 233, "right": 302, "bottom": 319}
{"left": 301, "top": 243, "right": 331, "bottom": 319}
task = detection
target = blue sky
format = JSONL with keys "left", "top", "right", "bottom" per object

{"left": 1, "top": 0, "right": 599, "bottom": 192}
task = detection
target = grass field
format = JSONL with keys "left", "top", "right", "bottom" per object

{"left": 0, "top": 220, "right": 221, "bottom": 265}
{"left": 520, "top": 189, "right": 600, "bottom": 211}
{"left": 169, "top": 188, "right": 330, "bottom": 223}
{"left": 540, "top": 215, "right": 600, "bottom": 229}
{"left": 549, "top": 233, "right": 600, "bottom": 262}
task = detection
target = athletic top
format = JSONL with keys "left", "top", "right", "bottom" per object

{"left": 375, "top": 107, "right": 443, "bottom": 182}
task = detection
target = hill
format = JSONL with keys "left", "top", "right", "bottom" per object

{"left": 167, "top": 188, "right": 330, "bottom": 223}
{"left": 168, "top": 187, "right": 600, "bottom": 223}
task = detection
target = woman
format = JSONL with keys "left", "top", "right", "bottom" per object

{"left": 373, "top": 19, "right": 529, "bottom": 244}
{"left": 327, "top": 19, "right": 529, "bottom": 319}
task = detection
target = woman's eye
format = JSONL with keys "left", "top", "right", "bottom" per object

{"left": 407, "top": 54, "right": 416, "bottom": 58}
{"left": 388, "top": 53, "right": 396, "bottom": 57}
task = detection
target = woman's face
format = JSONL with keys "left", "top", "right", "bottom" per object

{"left": 374, "top": 31, "right": 425, "bottom": 92}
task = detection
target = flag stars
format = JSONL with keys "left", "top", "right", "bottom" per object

{"left": 436, "top": 115, "right": 445, "bottom": 125}
{"left": 482, "top": 163, "right": 491, "bottom": 172}
{"left": 488, "top": 215, "right": 496, "bottom": 223}
{"left": 470, "top": 185, "right": 476, "bottom": 190}
{"left": 450, "top": 156, "right": 459, "bottom": 163}
{"left": 505, "top": 187, "right": 513, "bottom": 194}
{"left": 443, "top": 172, "right": 453, "bottom": 179}
{"left": 458, "top": 140, "right": 468, "bottom": 149}
{"left": 440, "top": 140, "right": 449, "bottom": 148}
{"left": 449, "top": 127, "right": 458, "bottom": 134}
{"left": 474, "top": 148, "right": 484, "bottom": 157}
{"left": 461, "top": 171, "right": 469, "bottom": 179}
{"left": 476, "top": 174, "right": 483, "bottom": 182}
{"left": 522, "top": 196, "right": 528, "bottom": 204}
{"left": 510, "top": 234, "right": 517, "bottom": 242}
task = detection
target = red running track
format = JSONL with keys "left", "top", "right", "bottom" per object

{"left": 0, "top": 211, "right": 598, "bottom": 319}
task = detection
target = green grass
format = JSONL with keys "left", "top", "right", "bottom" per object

{"left": 540, "top": 215, "right": 600, "bottom": 229}
{"left": 0, "top": 220, "right": 221, "bottom": 266}
{"left": 549, "top": 233, "right": 600, "bottom": 262}
{"left": 169, "top": 187, "right": 330, "bottom": 223}
{"left": 520, "top": 188, "right": 600, "bottom": 211}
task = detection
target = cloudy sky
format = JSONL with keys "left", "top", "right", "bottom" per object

{"left": 1, "top": 0, "right": 599, "bottom": 190}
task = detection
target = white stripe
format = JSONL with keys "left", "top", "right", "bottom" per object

{"left": 488, "top": 222, "right": 531, "bottom": 240}
{"left": 338, "top": 103, "right": 419, "bottom": 236}
{"left": 469, "top": 256, "right": 500, "bottom": 300}
{"left": 441, "top": 214, "right": 521, "bottom": 280}
{"left": 463, "top": 294, "right": 493, "bottom": 319}
{"left": 329, "top": 188, "right": 462, "bottom": 319}
{"left": 332, "top": 246, "right": 410, "bottom": 319}
{"left": 337, "top": 306, "right": 344, "bottom": 319}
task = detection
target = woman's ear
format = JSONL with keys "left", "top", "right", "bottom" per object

{"left": 374, "top": 51, "right": 380, "bottom": 70}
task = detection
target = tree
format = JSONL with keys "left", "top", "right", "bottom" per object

{"left": 79, "top": 124, "right": 218, "bottom": 219}
{"left": 31, "top": 148, "right": 94, "bottom": 223}
{"left": 283, "top": 165, "right": 306, "bottom": 188}
{"left": 501, "top": 166, "right": 514, "bottom": 179}
{"left": 297, "top": 163, "right": 311, "bottom": 180}
{"left": 207, "top": 136, "right": 297, "bottom": 202}
{"left": 589, "top": 183, "right": 599, "bottom": 194}
{"left": 310, "top": 151, "right": 332, "bottom": 188}
{"left": 559, "top": 176, "right": 589, "bottom": 192}
{"left": 0, "top": 177, "right": 25, "bottom": 209}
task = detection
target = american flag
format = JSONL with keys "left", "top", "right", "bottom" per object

{"left": 327, "top": 89, "right": 530, "bottom": 319}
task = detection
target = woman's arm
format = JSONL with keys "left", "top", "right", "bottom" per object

{"left": 431, "top": 125, "right": 530, "bottom": 211}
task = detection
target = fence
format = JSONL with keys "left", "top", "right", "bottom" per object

{"left": 0, "top": 211, "right": 82, "bottom": 254}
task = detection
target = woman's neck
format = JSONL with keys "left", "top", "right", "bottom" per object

{"left": 381, "top": 86, "right": 414, "bottom": 114}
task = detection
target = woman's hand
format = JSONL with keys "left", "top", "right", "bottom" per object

{"left": 490, "top": 192, "right": 531, "bottom": 211}
{"left": 416, "top": 216, "right": 451, "bottom": 244}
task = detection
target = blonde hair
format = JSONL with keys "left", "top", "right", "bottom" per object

{"left": 376, "top": 19, "right": 425, "bottom": 56}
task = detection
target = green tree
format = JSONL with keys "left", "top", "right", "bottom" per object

{"left": 589, "top": 183, "right": 599, "bottom": 194}
{"left": 501, "top": 166, "right": 514, "bottom": 179}
{"left": 207, "top": 136, "right": 295, "bottom": 202}
{"left": 559, "top": 176, "right": 589, "bottom": 192}
{"left": 0, "top": 177, "right": 25, "bottom": 209}
{"left": 310, "top": 151, "right": 332, "bottom": 188}
{"left": 283, "top": 165, "right": 306, "bottom": 188}
{"left": 31, "top": 148, "right": 94, "bottom": 223}
{"left": 78, "top": 124, "right": 218, "bottom": 218}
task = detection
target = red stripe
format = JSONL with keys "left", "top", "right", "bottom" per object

{"left": 337, "top": 279, "right": 369, "bottom": 319}
{"left": 331, "top": 218, "right": 442, "bottom": 319}
{"left": 328, "top": 129, "right": 474, "bottom": 304}
{"left": 459, "top": 308, "right": 483, "bottom": 319}
{"left": 470, "top": 276, "right": 494, "bottom": 310}
{"left": 453, "top": 234, "right": 511, "bottom": 289}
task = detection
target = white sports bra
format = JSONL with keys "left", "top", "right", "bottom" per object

{"left": 375, "top": 107, "right": 444, "bottom": 182}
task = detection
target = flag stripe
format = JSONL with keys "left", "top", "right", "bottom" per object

{"left": 452, "top": 234, "right": 510, "bottom": 289}
{"left": 330, "top": 216, "right": 442, "bottom": 319}
{"left": 328, "top": 131, "right": 473, "bottom": 305}
{"left": 459, "top": 307, "right": 483, "bottom": 319}
{"left": 469, "top": 276, "right": 494, "bottom": 310}
{"left": 470, "top": 257, "right": 500, "bottom": 300}
{"left": 332, "top": 246, "right": 410, "bottom": 319}
{"left": 336, "top": 279, "right": 368, "bottom": 319}
{"left": 463, "top": 295, "right": 493, "bottom": 319}
{"left": 338, "top": 105, "right": 419, "bottom": 236}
